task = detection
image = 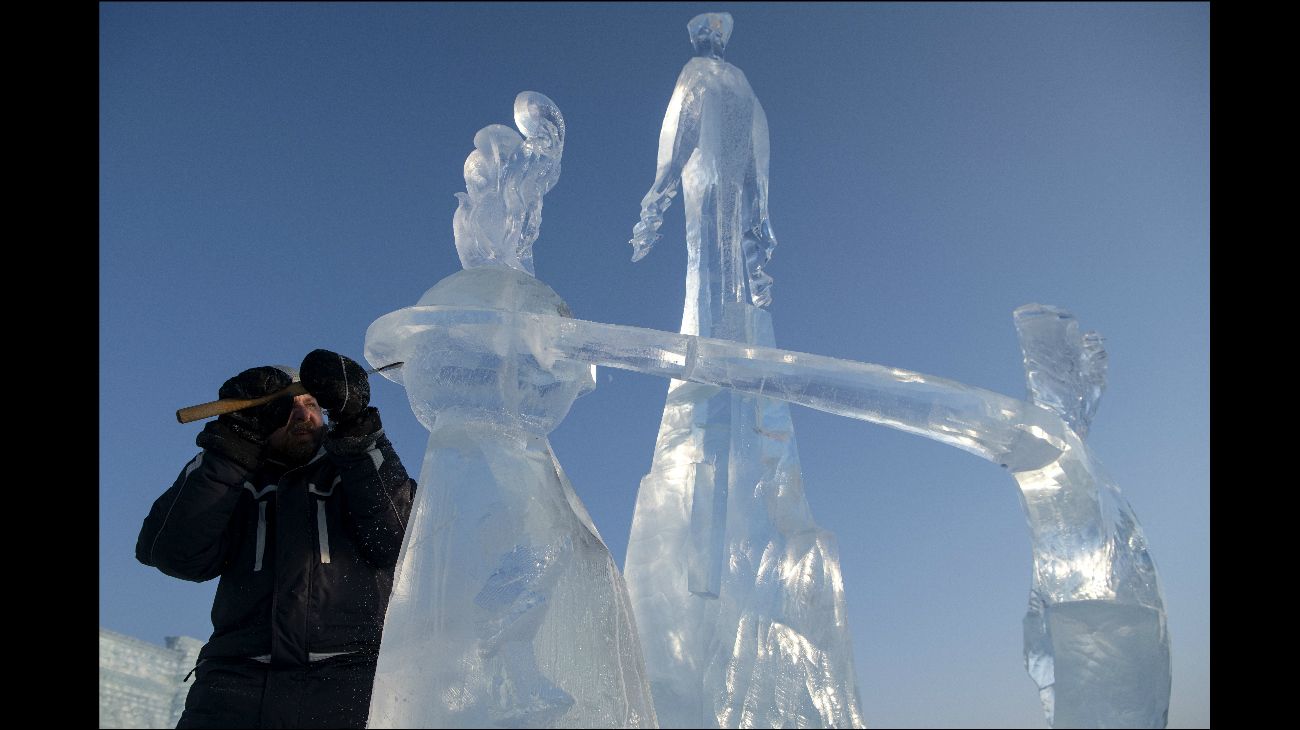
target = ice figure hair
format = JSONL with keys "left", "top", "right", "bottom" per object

{"left": 452, "top": 91, "right": 565, "bottom": 276}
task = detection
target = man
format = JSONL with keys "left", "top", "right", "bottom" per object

{"left": 137, "top": 349, "right": 417, "bottom": 728}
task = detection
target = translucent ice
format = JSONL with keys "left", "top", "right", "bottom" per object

{"left": 1014, "top": 304, "right": 1108, "bottom": 439}
{"left": 617, "top": 18, "right": 1166, "bottom": 722}
{"left": 1013, "top": 305, "right": 1169, "bottom": 728}
{"left": 454, "top": 91, "right": 565, "bottom": 275}
{"left": 629, "top": 12, "right": 778, "bottom": 313}
{"left": 623, "top": 16, "right": 860, "bottom": 727}
{"left": 367, "top": 303, "right": 1171, "bottom": 728}
{"left": 623, "top": 304, "right": 865, "bottom": 729}
{"left": 365, "top": 95, "right": 654, "bottom": 729}
{"left": 366, "top": 26, "right": 1168, "bottom": 725}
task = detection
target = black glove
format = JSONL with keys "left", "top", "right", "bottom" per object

{"left": 300, "top": 349, "right": 372, "bottom": 421}
{"left": 196, "top": 366, "right": 294, "bottom": 470}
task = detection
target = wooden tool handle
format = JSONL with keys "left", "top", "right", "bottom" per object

{"left": 175, "top": 382, "right": 309, "bottom": 424}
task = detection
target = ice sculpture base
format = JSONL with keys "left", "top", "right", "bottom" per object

{"left": 625, "top": 303, "right": 865, "bottom": 729}
{"left": 367, "top": 422, "right": 656, "bottom": 729}
{"left": 1025, "top": 599, "right": 1170, "bottom": 729}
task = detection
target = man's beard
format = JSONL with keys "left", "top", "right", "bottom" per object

{"left": 267, "top": 425, "right": 324, "bottom": 464}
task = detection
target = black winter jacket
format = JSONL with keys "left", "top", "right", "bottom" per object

{"left": 137, "top": 426, "right": 416, "bottom": 667}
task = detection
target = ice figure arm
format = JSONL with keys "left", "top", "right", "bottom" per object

{"left": 136, "top": 450, "right": 246, "bottom": 582}
{"left": 374, "top": 306, "right": 1065, "bottom": 468}
{"left": 742, "top": 100, "right": 778, "bottom": 307}
{"left": 631, "top": 69, "right": 704, "bottom": 261}
{"left": 326, "top": 429, "right": 417, "bottom": 570}
{"left": 544, "top": 314, "right": 1067, "bottom": 467}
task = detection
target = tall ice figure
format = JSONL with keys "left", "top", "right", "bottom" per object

{"left": 365, "top": 92, "right": 657, "bottom": 729}
{"left": 623, "top": 13, "right": 865, "bottom": 728}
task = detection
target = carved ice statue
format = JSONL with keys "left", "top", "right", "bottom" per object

{"left": 370, "top": 299, "right": 1172, "bottom": 728}
{"left": 364, "top": 18, "right": 1170, "bottom": 730}
{"left": 366, "top": 92, "right": 657, "bottom": 729}
{"left": 1011, "top": 306, "right": 1169, "bottom": 729}
{"left": 631, "top": 12, "right": 777, "bottom": 315}
{"left": 623, "top": 13, "right": 864, "bottom": 728}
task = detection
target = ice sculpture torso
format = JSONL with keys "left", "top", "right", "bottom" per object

{"left": 623, "top": 13, "right": 864, "bottom": 728}
{"left": 365, "top": 94, "right": 656, "bottom": 729}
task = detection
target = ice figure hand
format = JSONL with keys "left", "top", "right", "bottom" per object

{"left": 742, "top": 217, "right": 777, "bottom": 307}
{"left": 749, "top": 268, "right": 773, "bottom": 307}
{"left": 630, "top": 219, "right": 661, "bottom": 262}
{"left": 502, "top": 91, "right": 565, "bottom": 271}
{"left": 630, "top": 175, "right": 680, "bottom": 262}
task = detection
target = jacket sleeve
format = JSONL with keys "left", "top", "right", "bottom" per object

{"left": 326, "top": 426, "right": 416, "bottom": 570}
{"left": 136, "top": 450, "right": 248, "bottom": 582}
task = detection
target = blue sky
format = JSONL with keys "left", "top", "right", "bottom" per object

{"left": 99, "top": 4, "right": 1208, "bottom": 727}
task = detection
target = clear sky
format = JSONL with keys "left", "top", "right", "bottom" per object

{"left": 99, "top": 3, "right": 1209, "bottom": 727}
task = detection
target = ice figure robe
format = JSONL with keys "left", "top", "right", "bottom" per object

{"left": 624, "top": 304, "right": 864, "bottom": 729}
{"left": 366, "top": 268, "right": 657, "bottom": 729}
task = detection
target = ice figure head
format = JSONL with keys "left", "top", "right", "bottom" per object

{"left": 452, "top": 92, "right": 566, "bottom": 276}
{"left": 688, "top": 13, "right": 732, "bottom": 58}
{"left": 1013, "top": 304, "right": 1108, "bottom": 439}
{"left": 514, "top": 91, "right": 565, "bottom": 162}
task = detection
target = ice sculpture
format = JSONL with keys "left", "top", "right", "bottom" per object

{"left": 630, "top": 12, "right": 777, "bottom": 312}
{"left": 1012, "top": 306, "right": 1169, "bottom": 728}
{"left": 364, "top": 92, "right": 657, "bottom": 729}
{"left": 623, "top": 13, "right": 863, "bottom": 727}
{"left": 363, "top": 17, "right": 1169, "bottom": 728}
{"left": 369, "top": 303, "right": 1171, "bottom": 729}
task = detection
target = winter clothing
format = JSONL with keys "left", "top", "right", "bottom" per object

{"left": 138, "top": 357, "right": 416, "bottom": 729}
{"left": 215, "top": 366, "right": 297, "bottom": 444}
{"left": 175, "top": 653, "right": 378, "bottom": 728}
{"left": 300, "top": 349, "right": 371, "bottom": 419}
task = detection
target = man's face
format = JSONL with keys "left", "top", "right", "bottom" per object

{"left": 266, "top": 394, "right": 325, "bottom": 463}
